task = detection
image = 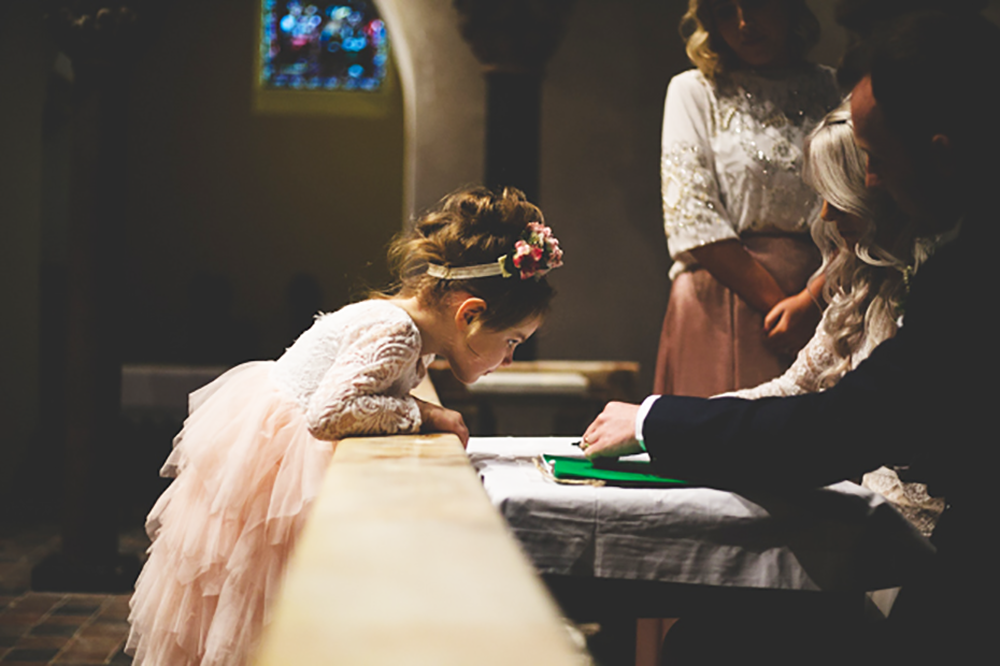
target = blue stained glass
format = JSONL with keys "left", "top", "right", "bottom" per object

{"left": 343, "top": 36, "right": 367, "bottom": 52}
{"left": 261, "top": 0, "right": 389, "bottom": 93}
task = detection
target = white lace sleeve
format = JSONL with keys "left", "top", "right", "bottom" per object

{"left": 661, "top": 72, "right": 739, "bottom": 264}
{"left": 305, "top": 319, "right": 423, "bottom": 441}
{"left": 718, "top": 323, "right": 838, "bottom": 399}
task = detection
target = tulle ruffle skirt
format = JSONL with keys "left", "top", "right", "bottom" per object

{"left": 126, "top": 361, "right": 334, "bottom": 666}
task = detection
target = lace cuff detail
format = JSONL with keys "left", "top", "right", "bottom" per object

{"left": 718, "top": 327, "right": 837, "bottom": 399}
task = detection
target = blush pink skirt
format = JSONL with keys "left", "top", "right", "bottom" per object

{"left": 126, "top": 361, "right": 335, "bottom": 666}
{"left": 653, "top": 234, "right": 820, "bottom": 398}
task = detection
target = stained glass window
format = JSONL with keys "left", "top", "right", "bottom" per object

{"left": 260, "top": 1, "right": 389, "bottom": 93}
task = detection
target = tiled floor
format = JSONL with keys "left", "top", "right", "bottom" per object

{"left": 1, "top": 525, "right": 148, "bottom": 666}
{"left": 0, "top": 592, "right": 131, "bottom": 665}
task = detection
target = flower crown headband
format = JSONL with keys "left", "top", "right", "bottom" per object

{"left": 426, "top": 222, "right": 564, "bottom": 281}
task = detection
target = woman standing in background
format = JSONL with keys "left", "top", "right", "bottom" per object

{"left": 654, "top": 0, "right": 841, "bottom": 396}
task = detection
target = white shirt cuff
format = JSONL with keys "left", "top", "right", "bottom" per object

{"left": 635, "top": 395, "right": 661, "bottom": 452}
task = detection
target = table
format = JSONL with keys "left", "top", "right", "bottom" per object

{"left": 468, "top": 436, "right": 935, "bottom": 663}
{"left": 469, "top": 437, "right": 933, "bottom": 593}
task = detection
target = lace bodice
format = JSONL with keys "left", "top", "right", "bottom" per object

{"left": 270, "top": 300, "right": 433, "bottom": 441}
{"left": 661, "top": 67, "right": 840, "bottom": 279}
{"left": 719, "top": 306, "right": 879, "bottom": 399}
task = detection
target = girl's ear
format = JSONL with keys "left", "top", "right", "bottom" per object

{"left": 454, "top": 297, "right": 488, "bottom": 331}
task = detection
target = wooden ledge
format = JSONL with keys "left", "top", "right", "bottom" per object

{"left": 254, "top": 378, "right": 582, "bottom": 665}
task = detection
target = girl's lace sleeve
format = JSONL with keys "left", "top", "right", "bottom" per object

{"left": 717, "top": 323, "right": 837, "bottom": 399}
{"left": 305, "top": 319, "right": 423, "bottom": 441}
{"left": 661, "top": 72, "right": 738, "bottom": 263}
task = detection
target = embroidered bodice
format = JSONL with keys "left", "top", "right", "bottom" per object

{"left": 270, "top": 300, "right": 433, "bottom": 441}
{"left": 661, "top": 66, "right": 840, "bottom": 279}
{"left": 719, "top": 306, "right": 879, "bottom": 399}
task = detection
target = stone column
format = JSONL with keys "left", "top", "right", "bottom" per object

{"left": 453, "top": 0, "right": 574, "bottom": 359}
{"left": 32, "top": 2, "right": 153, "bottom": 592}
{"left": 454, "top": 0, "right": 574, "bottom": 203}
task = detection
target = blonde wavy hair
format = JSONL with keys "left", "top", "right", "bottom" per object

{"left": 680, "top": 0, "right": 820, "bottom": 78}
{"left": 801, "top": 98, "right": 933, "bottom": 388}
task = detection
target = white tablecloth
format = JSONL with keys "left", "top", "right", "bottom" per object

{"left": 468, "top": 437, "right": 934, "bottom": 592}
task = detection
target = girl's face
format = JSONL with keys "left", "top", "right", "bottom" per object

{"left": 821, "top": 200, "right": 865, "bottom": 248}
{"left": 710, "top": 0, "right": 792, "bottom": 69}
{"left": 447, "top": 310, "right": 543, "bottom": 385}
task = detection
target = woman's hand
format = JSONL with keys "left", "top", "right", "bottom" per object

{"left": 416, "top": 398, "right": 470, "bottom": 447}
{"left": 581, "top": 401, "right": 644, "bottom": 459}
{"left": 764, "top": 287, "right": 822, "bottom": 355}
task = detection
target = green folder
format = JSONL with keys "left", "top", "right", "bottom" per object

{"left": 541, "top": 454, "right": 687, "bottom": 487}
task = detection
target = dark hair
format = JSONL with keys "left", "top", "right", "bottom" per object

{"left": 866, "top": 11, "right": 1000, "bottom": 162}
{"left": 380, "top": 186, "right": 556, "bottom": 330}
{"left": 834, "top": 0, "right": 988, "bottom": 37}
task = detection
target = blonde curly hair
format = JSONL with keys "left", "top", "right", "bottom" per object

{"left": 680, "top": 0, "right": 820, "bottom": 79}
{"left": 801, "top": 99, "right": 933, "bottom": 388}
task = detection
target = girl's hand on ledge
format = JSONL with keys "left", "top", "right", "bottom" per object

{"left": 416, "top": 398, "right": 470, "bottom": 447}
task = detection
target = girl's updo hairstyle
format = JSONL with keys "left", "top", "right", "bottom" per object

{"left": 680, "top": 0, "right": 820, "bottom": 79}
{"left": 384, "top": 186, "right": 555, "bottom": 331}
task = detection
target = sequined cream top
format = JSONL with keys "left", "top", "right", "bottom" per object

{"left": 661, "top": 66, "right": 840, "bottom": 279}
{"left": 269, "top": 300, "right": 434, "bottom": 441}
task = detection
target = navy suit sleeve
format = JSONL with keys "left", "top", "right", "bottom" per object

{"left": 643, "top": 338, "right": 910, "bottom": 488}
{"left": 642, "top": 237, "right": 975, "bottom": 494}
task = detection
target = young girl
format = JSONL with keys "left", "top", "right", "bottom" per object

{"left": 125, "top": 186, "right": 564, "bottom": 666}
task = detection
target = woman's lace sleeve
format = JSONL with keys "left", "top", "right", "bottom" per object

{"left": 661, "top": 72, "right": 738, "bottom": 263}
{"left": 305, "top": 319, "right": 423, "bottom": 441}
{"left": 717, "top": 323, "right": 838, "bottom": 399}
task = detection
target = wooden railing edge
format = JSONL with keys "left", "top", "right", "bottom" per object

{"left": 253, "top": 376, "right": 583, "bottom": 665}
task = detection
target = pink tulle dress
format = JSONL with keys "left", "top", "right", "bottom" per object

{"left": 126, "top": 301, "right": 433, "bottom": 666}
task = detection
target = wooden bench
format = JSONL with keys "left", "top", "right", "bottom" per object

{"left": 429, "top": 360, "right": 641, "bottom": 436}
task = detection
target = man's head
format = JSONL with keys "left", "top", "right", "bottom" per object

{"left": 849, "top": 11, "right": 1000, "bottom": 233}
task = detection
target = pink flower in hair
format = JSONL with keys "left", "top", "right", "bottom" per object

{"left": 512, "top": 240, "right": 542, "bottom": 279}
{"left": 548, "top": 238, "right": 564, "bottom": 268}
{"left": 499, "top": 222, "right": 564, "bottom": 279}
